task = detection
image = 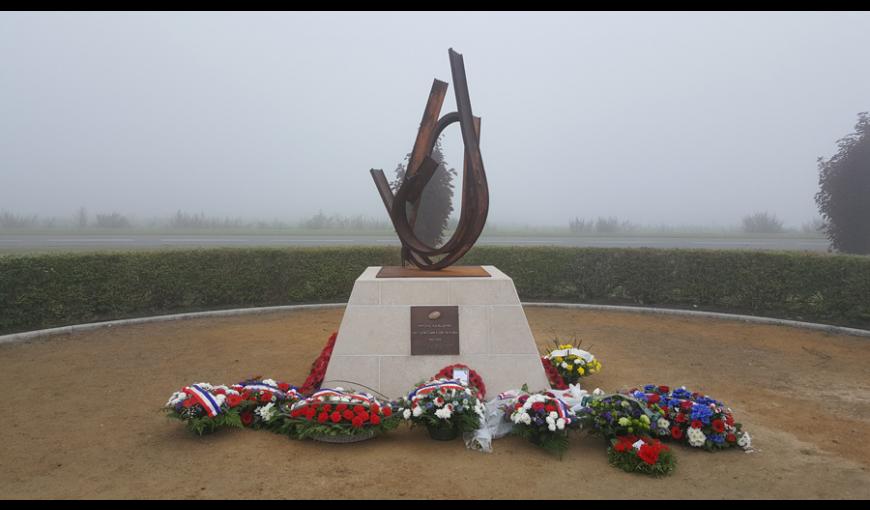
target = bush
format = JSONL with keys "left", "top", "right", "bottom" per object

{"left": 741, "top": 212, "right": 784, "bottom": 234}
{"left": 1, "top": 247, "right": 869, "bottom": 335}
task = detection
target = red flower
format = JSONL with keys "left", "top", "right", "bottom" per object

{"left": 322, "top": 404, "right": 332, "bottom": 413}
{"left": 336, "top": 404, "right": 348, "bottom": 413}
{"left": 382, "top": 407, "right": 392, "bottom": 417}
{"left": 226, "top": 395, "right": 243, "bottom": 408}
{"left": 242, "top": 391, "right": 253, "bottom": 401}
{"left": 545, "top": 404, "right": 556, "bottom": 413}
{"left": 658, "top": 386, "right": 670, "bottom": 393}
{"left": 370, "top": 404, "right": 380, "bottom": 415}
{"left": 638, "top": 443, "right": 660, "bottom": 465}
{"left": 671, "top": 426, "right": 684, "bottom": 440}
{"left": 259, "top": 391, "right": 273, "bottom": 403}
{"left": 532, "top": 402, "right": 545, "bottom": 412}
{"left": 353, "top": 405, "right": 366, "bottom": 415}
{"left": 674, "top": 413, "right": 687, "bottom": 423}
{"left": 330, "top": 412, "right": 341, "bottom": 423}
{"left": 614, "top": 441, "right": 627, "bottom": 453}
{"left": 304, "top": 407, "right": 317, "bottom": 420}
{"left": 240, "top": 411, "right": 254, "bottom": 427}
{"left": 342, "top": 410, "right": 355, "bottom": 421}
{"left": 214, "top": 388, "right": 226, "bottom": 395}
{"left": 370, "top": 414, "right": 381, "bottom": 425}
{"left": 317, "top": 412, "right": 328, "bottom": 423}
{"left": 725, "top": 414, "right": 735, "bottom": 426}
{"left": 278, "top": 383, "right": 290, "bottom": 392}
{"left": 726, "top": 433, "right": 737, "bottom": 443}
{"left": 680, "top": 401, "right": 693, "bottom": 411}
{"left": 647, "top": 394, "right": 660, "bottom": 405}
{"left": 690, "top": 420, "right": 703, "bottom": 429}
{"left": 351, "top": 416, "right": 364, "bottom": 428}
{"left": 712, "top": 419, "right": 725, "bottom": 433}
{"left": 182, "top": 398, "right": 196, "bottom": 408}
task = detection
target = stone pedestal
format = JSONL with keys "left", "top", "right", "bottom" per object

{"left": 323, "top": 265, "right": 550, "bottom": 399}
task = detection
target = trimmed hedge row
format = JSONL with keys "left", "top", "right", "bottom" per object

{"left": 2, "top": 246, "right": 869, "bottom": 335}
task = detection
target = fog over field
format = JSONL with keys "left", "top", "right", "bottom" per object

{"left": 2, "top": 11, "right": 869, "bottom": 229}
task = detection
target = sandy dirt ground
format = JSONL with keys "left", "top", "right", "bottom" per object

{"left": 1, "top": 307, "right": 869, "bottom": 499}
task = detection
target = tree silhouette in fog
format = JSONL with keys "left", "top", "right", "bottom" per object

{"left": 391, "top": 136, "right": 457, "bottom": 247}
{"left": 815, "top": 112, "right": 870, "bottom": 254}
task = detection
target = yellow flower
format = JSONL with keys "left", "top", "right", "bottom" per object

{"left": 577, "top": 366, "right": 585, "bottom": 375}
{"left": 554, "top": 357, "right": 563, "bottom": 364}
{"left": 559, "top": 344, "right": 573, "bottom": 350}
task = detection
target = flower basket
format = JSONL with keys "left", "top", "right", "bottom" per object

{"left": 397, "top": 378, "right": 485, "bottom": 440}
{"left": 426, "top": 422, "right": 459, "bottom": 441}
{"left": 311, "top": 429, "right": 376, "bottom": 443}
{"left": 284, "top": 387, "right": 401, "bottom": 441}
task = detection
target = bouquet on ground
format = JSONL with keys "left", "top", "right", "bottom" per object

{"left": 230, "top": 377, "right": 301, "bottom": 432}
{"left": 396, "top": 378, "right": 486, "bottom": 441}
{"left": 607, "top": 435, "right": 676, "bottom": 477}
{"left": 626, "top": 385, "right": 751, "bottom": 451}
{"left": 164, "top": 382, "right": 249, "bottom": 435}
{"left": 284, "top": 387, "right": 400, "bottom": 441}
{"left": 506, "top": 388, "right": 578, "bottom": 458}
{"left": 578, "top": 393, "right": 662, "bottom": 440}
{"left": 541, "top": 339, "right": 602, "bottom": 387}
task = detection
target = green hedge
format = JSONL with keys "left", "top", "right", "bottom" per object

{"left": 2, "top": 246, "right": 869, "bottom": 335}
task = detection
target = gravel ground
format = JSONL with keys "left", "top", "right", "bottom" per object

{"left": 1, "top": 307, "right": 868, "bottom": 499}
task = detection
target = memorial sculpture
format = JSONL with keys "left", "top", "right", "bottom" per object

{"left": 370, "top": 48, "right": 488, "bottom": 271}
{"left": 323, "top": 49, "right": 550, "bottom": 398}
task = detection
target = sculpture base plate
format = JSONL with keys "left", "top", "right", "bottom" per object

{"left": 376, "top": 266, "right": 491, "bottom": 278}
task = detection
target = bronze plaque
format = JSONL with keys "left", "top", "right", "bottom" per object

{"left": 410, "top": 306, "right": 459, "bottom": 355}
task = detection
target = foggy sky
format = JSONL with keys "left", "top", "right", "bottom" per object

{"left": 2, "top": 11, "right": 869, "bottom": 227}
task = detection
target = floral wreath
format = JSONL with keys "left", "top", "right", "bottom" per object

{"left": 433, "top": 364, "right": 486, "bottom": 399}
{"left": 300, "top": 331, "right": 337, "bottom": 394}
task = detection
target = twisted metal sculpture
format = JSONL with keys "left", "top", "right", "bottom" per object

{"left": 370, "top": 48, "right": 489, "bottom": 271}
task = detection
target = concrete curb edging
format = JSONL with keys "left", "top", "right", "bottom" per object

{"left": 1, "top": 302, "right": 868, "bottom": 345}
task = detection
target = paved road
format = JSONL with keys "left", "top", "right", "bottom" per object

{"left": 0, "top": 234, "right": 831, "bottom": 252}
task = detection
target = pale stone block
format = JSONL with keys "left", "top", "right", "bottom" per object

{"left": 489, "top": 305, "right": 540, "bottom": 354}
{"left": 331, "top": 306, "right": 409, "bottom": 355}
{"left": 449, "top": 278, "right": 519, "bottom": 305}
{"left": 458, "top": 305, "right": 488, "bottom": 354}
{"left": 379, "top": 279, "right": 450, "bottom": 305}
{"left": 347, "top": 280, "right": 379, "bottom": 305}
{"left": 322, "top": 355, "right": 380, "bottom": 392}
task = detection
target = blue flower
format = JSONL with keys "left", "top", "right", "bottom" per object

{"left": 710, "top": 433, "right": 725, "bottom": 444}
{"left": 644, "top": 384, "right": 656, "bottom": 392}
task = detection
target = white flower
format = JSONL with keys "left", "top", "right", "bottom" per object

{"left": 592, "top": 388, "right": 605, "bottom": 397}
{"left": 255, "top": 403, "right": 276, "bottom": 421}
{"left": 462, "top": 399, "right": 469, "bottom": 405}
{"left": 687, "top": 427, "right": 706, "bottom": 447}
{"left": 561, "top": 362, "right": 569, "bottom": 369}
{"left": 194, "top": 382, "right": 213, "bottom": 391}
{"left": 737, "top": 431, "right": 752, "bottom": 449}
{"left": 166, "top": 391, "right": 187, "bottom": 407}
{"left": 521, "top": 413, "right": 532, "bottom": 425}
{"left": 549, "top": 411, "right": 558, "bottom": 420}
{"left": 556, "top": 418, "right": 565, "bottom": 430}
{"left": 657, "top": 418, "right": 670, "bottom": 430}
{"left": 435, "top": 407, "right": 453, "bottom": 420}
{"left": 261, "top": 379, "right": 277, "bottom": 387}
{"left": 412, "top": 406, "right": 423, "bottom": 417}
{"left": 548, "top": 423, "right": 556, "bottom": 432}
{"left": 213, "top": 394, "right": 226, "bottom": 407}
{"left": 403, "top": 409, "right": 412, "bottom": 420}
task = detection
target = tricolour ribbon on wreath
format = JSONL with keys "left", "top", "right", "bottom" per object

{"left": 184, "top": 384, "right": 222, "bottom": 417}
{"left": 407, "top": 379, "right": 467, "bottom": 405}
